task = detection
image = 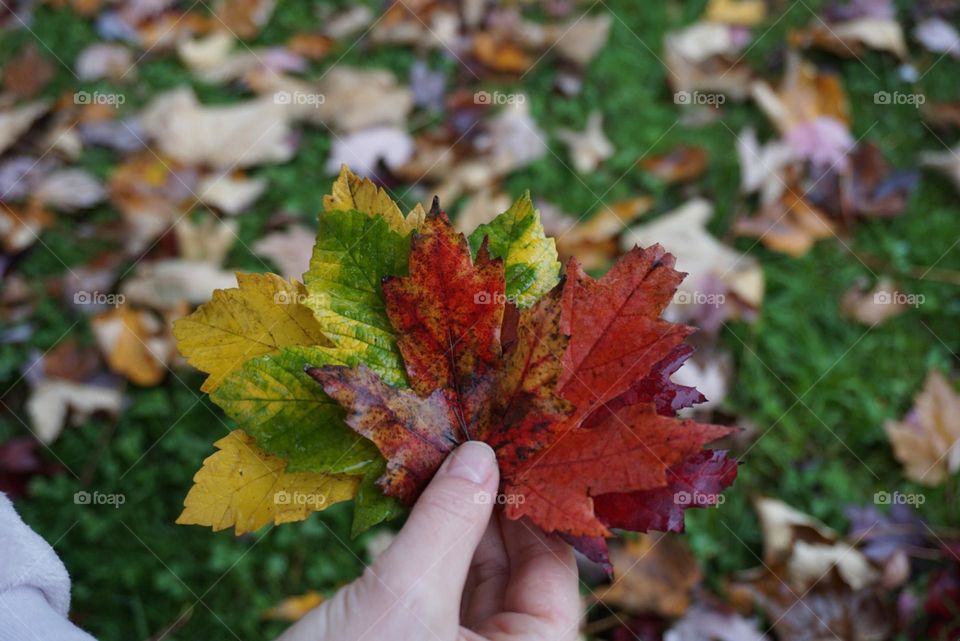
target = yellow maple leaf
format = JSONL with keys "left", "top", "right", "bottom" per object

{"left": 177, "top": 430, "right": 359, "bottom": 535}
{"left": 173, "top": 273, "right": 330, "bottom": 393}
{"left": 324, "top": 164, "right": 424, "bottom": 234}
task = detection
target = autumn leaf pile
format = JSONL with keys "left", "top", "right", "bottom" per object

{"left": 173, "top": 165, "right": 737, "bottom": 560}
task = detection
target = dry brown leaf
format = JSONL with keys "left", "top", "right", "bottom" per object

{"left": 120, "top": 260, "right": 239, "bottom": 310}
{"left": 556, "top": 111, "right": 614, "bottom": 174}
{"left": 214, "top": 0, "right": 277, "bottom": 39}
{"left": 139, "top": 87, "right": 295, "bottom": 167}
{"left": 885, "top": 370, "right": 960, "bottom": 486}
{"left": 664, "top": 22, "right": 753, "bottom": 100}
{"left": 92, "top": 306, "right": 171, "bottom": 386}
{"left": 549, "top": 13, "right": 612, "bottom": 66}
{"left": 556, "top": 196, "right": 651, "bottom": 269}
{"left": 174, "top": 215, "right": 237, "bottom": 265}
{"left": 750, "top": 54, "right": 849, "bottom": 135}
{"left": 3, "top": 45, "right": 54, "bottom": 98}
{"left": 639, "top": 145, "right": 709, "bottom": 184}
{"left": 196, "top": 172, "right": 266, "bottom": 215}
{"left": 0, "top": 100, "right": 50, "bottom": 155}
{"left": 789, "top": 18, "right": 908, "bottom": 60}
{"left": 840, "top": 277, "right": 909, "bottom": 325}
{"left": 287, "top": 33, "right": 334, "bottom": 60}
{"left": 26, "top": 379, "right": 123, "bottom": 444}
{"left": 734, "top": 191, "right": 836, "bottom": 257}
{"left": 598, "top": 534, "right": 701, "bottom": 618}
{"left": 473, "top": 32, "right": 532, "bottom": 74}
{"left": 0, "top": 201, "right": 54, "bottom": 253}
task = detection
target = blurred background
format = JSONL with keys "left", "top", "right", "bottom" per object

{"left": 0, "top": 0, "right": 958, "bottom": 639}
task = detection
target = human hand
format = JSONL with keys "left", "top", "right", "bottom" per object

{"left": 276, "top": 441, "right": 581, "bottom": 641}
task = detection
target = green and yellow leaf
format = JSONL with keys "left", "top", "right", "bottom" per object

{"left": 173, "top": 273, "right": 329, "bottom": 393}
{"left": 302, "top": 209, "right": 411, "bottom": 387}
{"left": 177, "top": 430, "right": 359, "bottom": 535}
{"left": 211, "top": 346, "right": 378, "bottom": 475}
{"left": 467, "top": 192, "right": 560, "bottom": 307}
{"left": 324, "top": 164, "right": 424, "bottom": 235}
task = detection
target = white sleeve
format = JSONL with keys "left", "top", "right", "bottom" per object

{"left": 0, "top": 493, "right": 97, "bottom": 641}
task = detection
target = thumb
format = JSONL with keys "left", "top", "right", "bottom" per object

{"left": 371, "top": 441, "right": 499, "bottom": 615}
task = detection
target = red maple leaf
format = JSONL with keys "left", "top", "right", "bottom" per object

{"left": 308, "top": 203, "right": 737, "bottom": 555}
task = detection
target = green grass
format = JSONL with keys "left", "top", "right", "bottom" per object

{"left": 0, "top": 0, "right": 958, "bottom": 639}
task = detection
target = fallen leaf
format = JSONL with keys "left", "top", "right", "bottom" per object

{"left": 26, "top": 378, "right": 123, "bottom": 444}
{"left": 324, "top": 126, "right": 415, "bottom": 178}
{"left": 196, "top": 172, "right": 266, "bottom": 215}
{"left": 139, "top": 87, "right": 296, "bottom": 167}
{"left": 556, "top": 111, "right": 614, "bottom": 173}
{"left": 913, "top": 17, "right": 960, "bottom": 57}
{"left": 840, "top": 277, "right": 909, "bottom": 325}
{"left": 214, "top": 0, "right": 277, "bottom": 38}
{"left": 790, "top": 17, "right": 908, "bottom": 60}
{"left": 76, "top": 43, "right": 134, "bottom": 81}
{"left": 92, "top": 306, "right": 171, "bottom": 386}
{"left": 885, "top": 370, "right": 960, "bottom": 486}
{"left": 3, "top": 45, "right": 54, "bottom": 97}
{"left": 639, "top": 145, "right": 709, "bottom": 184}
{"left": 121, "top": 259, "right": 238, "bottom": 309}
{"left": 0, "top": 437, "right": 63, "bottom": 498}
{"left": 177, "top": 429, "right": 359, "bottom": 535}
{"left": 549, "top": 13, "right": 612, "bottom": 66}
{"left": 665, "top": 604, "right": 767, "bottom": 641}
{"left": 472, "top": 32, "right": 532, "bottom": 73}
{"left": 598, "top": 534, "right": 701, "bottom": 617}
{"left": 0, "top": 100, "right": 50, "bottom": 156}
{"left": 555, "top": 197, "right": 652, "bottom": 270}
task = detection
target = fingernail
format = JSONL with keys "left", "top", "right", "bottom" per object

{"left": 445, "top": 441, "right": 495, "bottom": 484}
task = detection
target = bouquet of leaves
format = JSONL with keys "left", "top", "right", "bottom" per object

{"left": 174, "top": 166, "right": 738, "bottom": 565}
